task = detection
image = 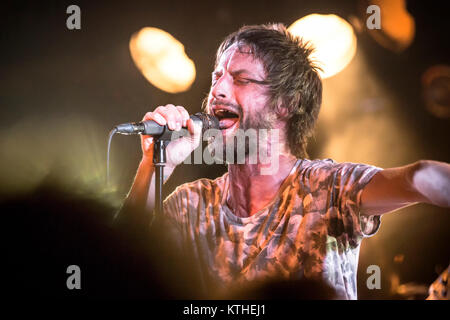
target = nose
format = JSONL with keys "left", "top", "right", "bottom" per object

{"left": 211, "top": 73, "right": 232, "bottom": 100}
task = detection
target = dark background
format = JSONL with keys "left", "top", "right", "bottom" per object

{"left": 0, "top": 0, "right": 448, "bottom": 299}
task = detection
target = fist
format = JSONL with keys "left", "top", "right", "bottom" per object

{"left": 140, "top": 104, "right": 201, "bottom": 169}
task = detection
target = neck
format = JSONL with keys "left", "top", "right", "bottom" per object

{"left": 226, "top": 152, "right": 299, "bottom": 218}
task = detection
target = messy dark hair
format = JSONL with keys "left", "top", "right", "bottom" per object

{"left": 214, "top": 23, "right": 323, "bottom": 158}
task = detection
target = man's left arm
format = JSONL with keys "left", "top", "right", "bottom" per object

{"left": 360, "top": 160, "right": 450, "bottom": 216}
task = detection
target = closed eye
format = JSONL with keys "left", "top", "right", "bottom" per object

{"left": 211, "top": 71, "right": 268, "bottom": 86}
{"left": 234, "top": 77, "right": 268, "bottom": 86}
{"left": 233, "top": 77, "right": 250, "bottom": 85}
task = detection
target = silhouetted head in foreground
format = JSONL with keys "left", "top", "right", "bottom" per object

{"left": 0, "top": 180, "right": 203, "bottom": 299}
{"left": 218, "top": 276, "right": 338, "bottom": 300}
{"left": 1, "top": 179, "right": 339, "bottom": 300}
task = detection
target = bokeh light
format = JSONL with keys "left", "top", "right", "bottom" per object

{"left": 0, "top": 114, "right": 122, "bottom": 207}
{"left": 288, "top": 14, "right": 357, "bottom": 79}
{"left": 362, "top": 0, "right": 415, "bottom": 52}
{"left": 422, "top": 65, "right": 450, "bottom": 119}
{"left": 129, "top": 27, "right": 196, "bottom": 93}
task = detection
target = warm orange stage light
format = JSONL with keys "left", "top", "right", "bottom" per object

{"left": 129, "top": 27, "right": 196, "bottom": 93}
{"left": 288, "top": 14, "right": 357, "bottom": 79}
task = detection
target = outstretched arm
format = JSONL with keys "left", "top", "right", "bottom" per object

{"left": 360, "top": 160, "right": 450, "bottom": 216}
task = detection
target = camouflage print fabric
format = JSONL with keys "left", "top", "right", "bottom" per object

{"left": 163, "top": 158, "right": 383, "bottom": 299}
{"left": 427, "top": 264, "right": 449, "bottom": 300}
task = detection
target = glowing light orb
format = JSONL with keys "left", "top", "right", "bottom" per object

{"left": 129, "top": 27, "right": 196, "bottom": 93}
{"left": 288, "top": 14, "right": 357, "bottom": 79}
{"left": 364, "top": 0, "right": 415, "bottom": 52}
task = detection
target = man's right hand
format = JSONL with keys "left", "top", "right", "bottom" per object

{"left": 140, "top": 104, "right": 202, "bottom": 169}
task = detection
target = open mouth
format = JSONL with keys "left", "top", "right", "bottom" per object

{"left": 213, "top": 107, "right": 240, "bottom": 131}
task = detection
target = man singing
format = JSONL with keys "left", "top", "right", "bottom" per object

{"left": 118, "top": 24, "right": 450, "bottom": 299}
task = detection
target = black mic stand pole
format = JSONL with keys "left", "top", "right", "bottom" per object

{"left": 153, "top": 137, "right": 168, "bottom": 219}
{"left": 149, "top": 113, "right": 217, "bottom": 220}
{"left": 151, "top": 124, "right": 174, "bottom": 220}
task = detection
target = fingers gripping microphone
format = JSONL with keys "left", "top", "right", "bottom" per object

{"left": 114, "top": 112, "right": 219, "bottom": 136}
{"left": 107, "top": 113, "right": 218, "bottom": 195}
{"left": 110, "top": 112, "right": 219, "bottom": 218}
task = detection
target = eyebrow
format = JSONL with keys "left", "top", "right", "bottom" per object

{"left": 212, "top": 69, "right": 269, "bottom": 85}
{"left": 233, "top": 70, "right": 270, "bottom": 85}
{"left": 213, "top": 69, "right": 261, "bottom": 77}
{"left": 230, "top": 69, "right": 261, "bottom": 79}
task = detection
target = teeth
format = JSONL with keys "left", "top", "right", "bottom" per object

{"left": 214, "top": 108, "right": 238, "bottom": 118}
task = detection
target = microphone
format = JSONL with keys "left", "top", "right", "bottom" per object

{"left": 114, "top": 112, "right": 219, "bottom": 136}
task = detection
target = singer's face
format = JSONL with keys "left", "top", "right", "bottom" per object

{"left": 206, "top": 43, "right": 277, "bottom": 137}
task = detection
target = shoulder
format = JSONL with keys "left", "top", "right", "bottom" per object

{"left": 297, "top": 158, "right": 382, "bottom": 186}
{"left": 300, "top": 158, "right": 380, "bottom": 173}
{"left": 298, "top": 158, "right": 339, "bottom": 179}
{"left": 300, "top": 158, "right": 337, "bottom": 170}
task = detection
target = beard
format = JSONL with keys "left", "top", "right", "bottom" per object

{"left": 206, "top": 105, "right": 279, "bottom": 165}
{"left": 240, "top": 106, "right": 277, "bottom": 131}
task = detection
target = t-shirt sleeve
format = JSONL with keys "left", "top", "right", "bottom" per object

{"left": 162, "top": 179, "right": 207, "bottom": 249}
{"left": 163, "top": 183, "right": 192, "bottom": 223}
{"left": 310, "top": 160, "right": 383, "bottom": 243}
{"left": 162, "top": 179, "right": 214, "bottom": 256}
{"left": 163, "top": 186, "right": 184, "bottom": 224}
{"left": 332, "top": 161, "right": 383, "bottom": 239}
{"left": 162, "top": 185, "right": 191, "bottom": 248}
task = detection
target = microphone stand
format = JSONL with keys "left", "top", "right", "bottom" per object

{"left": 148, "top": 113, "right": 217, "bottom": 220}
{"left": 152, "top": 128, "right": 172, "bottom": 220}
{"left": 111, "top": 113, "right": 218, "bottom": 227}
{"left": 153, "top": 138, "right": 166, "bottom": 219}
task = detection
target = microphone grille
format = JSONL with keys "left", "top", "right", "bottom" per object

{"left": 193, "top": 113, "right": 220, "bottom": 132}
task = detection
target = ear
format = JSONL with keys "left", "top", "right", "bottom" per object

{"left": 275, "top": 98, "right": 289, "bottom": 119}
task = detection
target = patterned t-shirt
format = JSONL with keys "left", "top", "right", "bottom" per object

{"left": 163, "top": 158, "right": 383, "bottom": 299}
